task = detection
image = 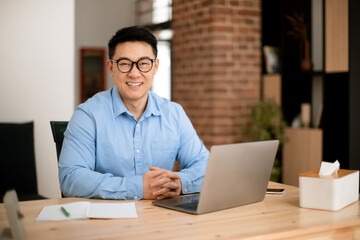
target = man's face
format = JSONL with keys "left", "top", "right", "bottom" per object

{"left": 106, "top": 41, "right": 159, "bottom": 106}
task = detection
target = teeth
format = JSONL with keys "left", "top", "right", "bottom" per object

{"left": 127, "top": 82, "right": 142, "bottom": 86}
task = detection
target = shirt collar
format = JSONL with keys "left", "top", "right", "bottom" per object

{"left": 143, "top": 91, "right": 161, "bottom": 118}
{"left": 111, "top": 87, "right": 161, "bottom": 118}
{"left": 111, "top": 86, "right": 128, "bottom": 117}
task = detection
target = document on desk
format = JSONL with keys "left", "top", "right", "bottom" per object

{"left": 36, "top": 201, "right": 138, "bottom": 221}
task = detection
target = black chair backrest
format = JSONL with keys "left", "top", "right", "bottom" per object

{"left": 50, "top": 121, "right": 68, "bottom": 161}
{"left": 0, "top": 121, "right": 45, "bottom": 202}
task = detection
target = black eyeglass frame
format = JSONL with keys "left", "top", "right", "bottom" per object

{"left": 110, "top": 58, "right": 156, "bottom": 73}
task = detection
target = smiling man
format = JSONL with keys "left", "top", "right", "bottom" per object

{"left": 58, "top": 26, "right": 209, "bottom": 200}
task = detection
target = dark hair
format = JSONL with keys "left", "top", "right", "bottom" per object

{"left": 108, "top": 26, "right": 158, "bottom": 59}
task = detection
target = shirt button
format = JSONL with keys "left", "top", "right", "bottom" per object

{"left": 134, "top": 196, "right": 138, "bottom": 200}
{"left": 184, "top": 188, "right": 187, "bottom": 193}
{"left": 136, "top": 124, "right": 140, "bottom": 128}
{"left": 136, "top": 149, "right": 140, "bottom": 153}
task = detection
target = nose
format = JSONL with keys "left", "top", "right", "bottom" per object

{"left": 128, "top": 63, "right": 141, "bottom": 77}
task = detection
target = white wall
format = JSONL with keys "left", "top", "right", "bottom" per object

{"left": 0, "top": 0, "right": 75, "bottom": 198}
{"left": 75, "top": 0, "right": 136, "bottom": 105}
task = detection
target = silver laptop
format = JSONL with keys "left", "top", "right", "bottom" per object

{"left": 152, "top": 140, "right": 279, "bottom": 214}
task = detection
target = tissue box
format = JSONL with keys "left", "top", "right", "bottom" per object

{"left": 299, "top": 169, "right": 359, "bottom": 211}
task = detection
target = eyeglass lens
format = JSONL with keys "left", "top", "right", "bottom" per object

{"left": 117, "top": 59, "right": 153, "bottom": 73}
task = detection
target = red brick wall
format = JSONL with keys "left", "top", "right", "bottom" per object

{"left": 171, "top": 0, "right": 261, "bottom": 148}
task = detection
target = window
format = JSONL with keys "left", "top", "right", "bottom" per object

{"left": 136, "top": 0, "right": 172, "bottom": 100}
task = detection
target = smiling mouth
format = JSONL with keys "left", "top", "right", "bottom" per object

{"left": 126, "top": 82, "right": 143, "bottom": 87}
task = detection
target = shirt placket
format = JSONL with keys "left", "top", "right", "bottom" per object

{"left": 133, "top": 121, "right": 143, "bottom": 174}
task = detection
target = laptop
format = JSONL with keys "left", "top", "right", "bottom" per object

{"left": 152, "top": 140, "right": 279, "bottom": 214}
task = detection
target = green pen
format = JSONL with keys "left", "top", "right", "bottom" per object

{"left": 61, "top": 206, "right": 70, "bottom": 217}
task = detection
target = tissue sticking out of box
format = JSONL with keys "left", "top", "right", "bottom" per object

{"left": 319, "top": 160, "right": 340, "bottom": 176}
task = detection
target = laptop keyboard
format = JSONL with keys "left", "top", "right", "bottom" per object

{"left": 175, "top": 201, "right": 199, "bottom": 211}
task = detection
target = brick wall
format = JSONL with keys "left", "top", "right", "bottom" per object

{"left": 171, "top": 0, "right": 262, "bottom": 148}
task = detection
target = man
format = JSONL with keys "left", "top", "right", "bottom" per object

{"left": 59, "top": 26, "right": 209, "bottom": 200}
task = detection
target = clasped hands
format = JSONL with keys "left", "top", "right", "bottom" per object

{"left": 143, "top": 166, "right": 181, "bottom": 200}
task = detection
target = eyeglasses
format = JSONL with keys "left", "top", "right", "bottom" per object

{"left": 110, "top": 58, "right": 156, "bottom": 73}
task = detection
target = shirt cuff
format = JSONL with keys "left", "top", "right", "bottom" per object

{"left": 177, "top": 172, "right": 193, "bottom": 194}
{"left": 126, "top": 175, "right": 143, "bottom": 200}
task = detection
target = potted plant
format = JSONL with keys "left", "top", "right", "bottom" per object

{"left": 240, "top": 99, "right": 287, "bottom": 182}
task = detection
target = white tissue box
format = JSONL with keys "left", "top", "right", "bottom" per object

{"left": 299, "top": 169, "right": 359, "bottom": 211}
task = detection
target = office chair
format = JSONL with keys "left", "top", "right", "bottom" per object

{"left": 50, "top": 121, "right": 68, "bottom": 161}
{"left": 50, "top": 121, "right": 68, "bottom": 198}
{"left": 0, "top": 121, "right": 46, "bottom": 202}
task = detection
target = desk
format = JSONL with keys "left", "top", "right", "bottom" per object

{"left": 1, "top": 182, "right": 359, "bottom": 240}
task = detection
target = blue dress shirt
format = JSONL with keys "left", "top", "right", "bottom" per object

{"left": 58, "top": 86, "right": 209, "bottom": 200}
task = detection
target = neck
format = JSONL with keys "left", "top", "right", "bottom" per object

{"left": 122, "top": 95, "right": 148, "bottom": 121}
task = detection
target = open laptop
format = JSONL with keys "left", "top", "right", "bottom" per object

{"left": 152, "top": 140, "right": 279, "bottom": 214}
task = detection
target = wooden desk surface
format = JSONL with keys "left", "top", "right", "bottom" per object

{"left": 1, "top": 182, "right": 359, "bottom": 240}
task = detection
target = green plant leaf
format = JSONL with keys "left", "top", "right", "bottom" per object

{"left": 240, "top": 99, "right": 288, "bottom": 182}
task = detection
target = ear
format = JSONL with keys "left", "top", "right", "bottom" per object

{"left": 153, "top": 58, "right": 159, "bottom": 75}
{"left": 106, "top": 60, "right": 114, "bottom": 76}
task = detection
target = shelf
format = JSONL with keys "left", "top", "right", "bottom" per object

{"left": 325, "top": 0, "right": 349, "bottom": 73}
{"left": 262, "top": 74, "right": 281, "bottom": 106}
{"left": 282, "top": 127, "right": 323, "bottom": 186}
{"left": 262, "top": 0, "right": 354, "bottom": 186}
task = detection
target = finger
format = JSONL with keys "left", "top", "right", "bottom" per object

{"left": 152, "top": 179, "right": 181, "bottom": 197}
{"left": 152, "top": 187, "right": 171, "bottom": 197}
{"left": 160, "top": 181, "right": 180, "bottom": 191}
{"left": 153, "top": 169, "right": 180, "bottom": 180}
{"left": 156, "top": 190, "right": 181, "bottom": 200}
{"left": 164, "top": 171, "right": 180, "bottom": 180}
{"left": 149, "top": 167, "right": 180, "bottom": 180}
{"left": 148, "top": 169, "right": 168, "bottom": 179}
{"left": 149, "top": 166, "right": 160, "bottom": 171}
{"left": 150, "top": 176, "right": 172, "bottom": 188}
{"left": 150, "top": 171, "right": 180, "bottom": 184}
{"left": 152, "top": 185, "right": 179, "bottom": 198}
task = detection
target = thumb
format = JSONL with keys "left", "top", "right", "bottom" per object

{"left": 149, "top": 166, "right": 161, "bottom": 171}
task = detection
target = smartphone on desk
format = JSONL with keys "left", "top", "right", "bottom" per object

{"left": 266, "top": 188, "right": 285, "bottom": 195}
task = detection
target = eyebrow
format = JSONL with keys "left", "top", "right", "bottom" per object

{"left": 114, "top": 56, "right": 154, "bottom": 61}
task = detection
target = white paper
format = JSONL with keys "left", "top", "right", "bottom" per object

{"left": 319, "top": 160, "right": 340, "bottom": 176}
{"left": 36, "top": 201, "right": 90, "bottom": 221}
{"left": 87, "top": 202, "right": 138, "bottom": 218}
{"left": 36, "top": 201, "right": 138, "bottom": 221}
